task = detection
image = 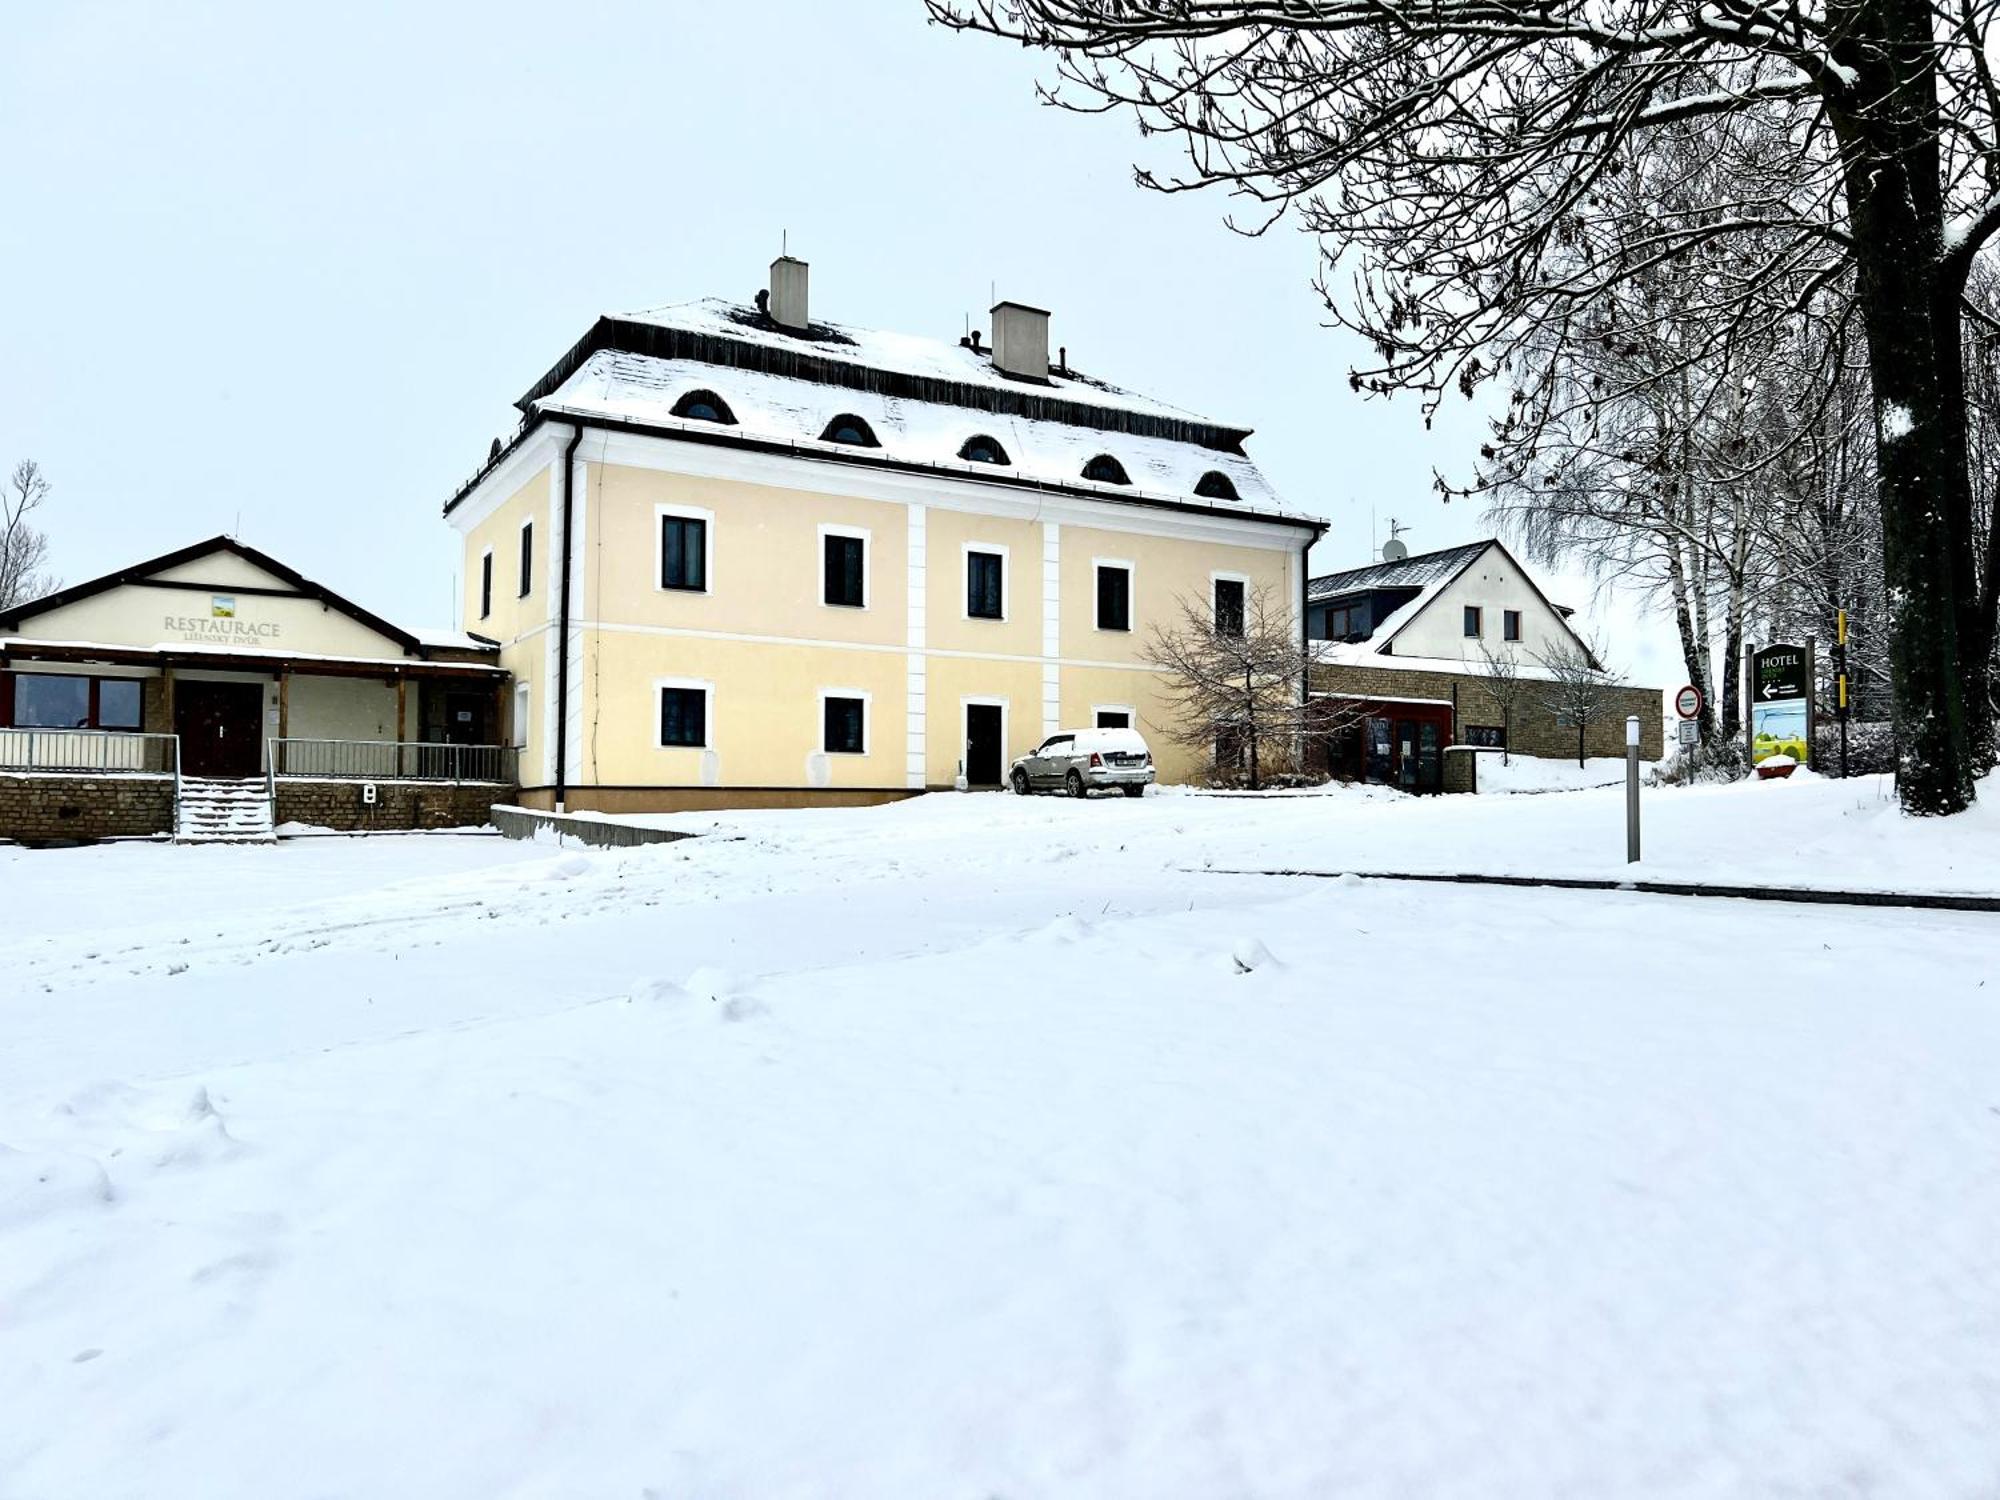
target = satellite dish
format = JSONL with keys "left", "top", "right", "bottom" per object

{"left": 1382, "top": 538, "right": 1409, "bottom": 562}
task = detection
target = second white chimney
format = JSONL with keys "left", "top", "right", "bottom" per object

{"left": 990, "top": 300, "right": 1050, "bottom": 381}
{"left": 769, "top": 256, "right": 809, "bottom": 332}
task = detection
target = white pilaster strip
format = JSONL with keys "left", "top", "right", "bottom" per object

{"left": 1041, "top": 521, "right": 1062, "bottom": 736}
{"left": 906, "top": 504, "right": 928, "bottom": 789}
{"left": 541, "top": 457, "right": 563, "bottom": 789}
{"left": 562, "top": 450, "right": 589, "bottom": 797}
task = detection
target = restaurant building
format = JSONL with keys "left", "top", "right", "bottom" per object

{"left": 0, "top": 537, "right": 514, "bottom": 843}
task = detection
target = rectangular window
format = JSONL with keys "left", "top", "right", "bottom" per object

{"left": 12, "top": 673, "right": 91, "bottom": 728}
{"left": 1504, "top": 609, "right": 1522, "bottom": 642}
{"left": 512, "top": 683, "right": 530, "bottom": 748}
{"left": 1465, "top": 724, "right": 1507, "bottom": 748}
{"left": 1095, "top": 709, "right": 1131, "bottom": 729}
{"left": 1214, "top": 578, "right": 1246, "bottom": 638}
{"left": 661, "top": 516, "right": 708, "bottom": 592}
{"left": 823, "top": 533, "right": 866, "bottom": 608}
{"left": 658, "top": 685, "right": 707, "bottom": 747}
{"left": 1096, "top": 565, "right": 1131, "bottom": 632}
{"left": 98, "top": 679, "right": 143, "bottom": 730}
{"left": 823, "top": 695, "right": 865, "bottom": 754}
{"left": 519, "top": 522, "right": 534, "bottom": 597}
{"left": 1464, "top": 605, "right": 1483, "bottom": 638}
{"left": 479, "top": 551, "right": 493, "bottom": 619}
{"left": 967, "top": 550, "right": 1004, "bottom": 619}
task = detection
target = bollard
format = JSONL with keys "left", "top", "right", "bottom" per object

{"left": 1625, "top": 715, "right": 1641, "bottom": 864}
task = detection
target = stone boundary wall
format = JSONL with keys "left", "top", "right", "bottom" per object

{"left": 1312, "top": 661, "right": 1665, "bottom": 762}
{"left": 490, "top": 805, "right": 699, "bottom": 849}
{"left": 0, "top": 773, "right": 175, "bottom": 844}
{"left": 276, "top": 780, "right": 508, "bottom": 833}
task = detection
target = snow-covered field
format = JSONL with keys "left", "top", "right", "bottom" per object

{"left": 7, "top": 776, "right": 2000, "bottom": 1497}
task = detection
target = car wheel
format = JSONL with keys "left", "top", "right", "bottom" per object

{"left": 1065, "top": 770, "right": 1086, "bottom": 799}
{"left": 1011, "top": 768, "right": 1031, "bottom": 796}
{"left": 1121, "top": 783, "right": 1144, "bottom": 798}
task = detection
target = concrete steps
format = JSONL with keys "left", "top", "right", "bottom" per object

{"left": 176, "top": 777, "right": 275, "bottom": 844}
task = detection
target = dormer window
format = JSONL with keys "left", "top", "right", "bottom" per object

{"left": 1082, "top": 454, "right": 1130, "bottom": 485}
{"left": 1194, "top": 470, "right": 1239, "bottom": 501}
{"left": 671, "top": 389, "right": 736, "bottom": 425}
{"left": 820, "top": 414, "right": 879, "bottom": 447}
{"left": 958, "top": 435, "right": 1010, "bottom": 466}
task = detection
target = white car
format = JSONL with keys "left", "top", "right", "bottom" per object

{"left": 1010, "top": 727, "right": 1156, "bottom": 798}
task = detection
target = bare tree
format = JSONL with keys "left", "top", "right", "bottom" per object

{"left": 1145, "top": 581, "right": 1320, "bottom": 788}
{"left": 1535, "top": 637, "right": 1627, "bottom": 767}
{"left": 930, "top": 0, "right": 2000, "bottom": 814}
{"left": 1467, "top": 641, "right": 1530, "bottom": 765}
{"left": 1, "top": 461, "right": 56, "bottom": 611}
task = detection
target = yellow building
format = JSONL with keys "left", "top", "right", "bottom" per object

{"left": 446, "top": 258, "right": 1324, "bottom": 812}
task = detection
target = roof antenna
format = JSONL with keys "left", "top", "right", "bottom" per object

{"left": 782, "top": 227, "right": 788, "bottom": 256}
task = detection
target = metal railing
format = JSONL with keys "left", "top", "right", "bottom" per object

{"left": 0, "top": 728, "right": 180, "bottom": 776}
{"left": 267, "top": 737, "right": 518, "bottom": 784}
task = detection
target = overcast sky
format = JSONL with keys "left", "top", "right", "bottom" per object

{"left": 1, "top": 0, "right": 1677, "bottom": 687}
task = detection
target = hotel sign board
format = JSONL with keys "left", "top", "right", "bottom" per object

{"left": 1750, "top": 643, "right": 1814, "bottom": 768}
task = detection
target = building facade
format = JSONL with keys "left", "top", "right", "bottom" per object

{"left": 0, "top": 537, "right": 513, "bottom": 842}
{"left": 1306, "top": 539, "right": 1664, "bottom": 790}
{"left": 449, "top": 258, "right": 1324, "bottom": 813}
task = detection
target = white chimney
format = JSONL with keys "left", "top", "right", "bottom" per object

{"left": 989, "top": 300, "right": 1050, "bottom": 381}
{"left": 769, "top": 256, "right": 809, "bottom": 332}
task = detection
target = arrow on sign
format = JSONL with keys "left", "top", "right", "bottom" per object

{"left": 1761, "top": 682, "right": 1788, "bottom": 699}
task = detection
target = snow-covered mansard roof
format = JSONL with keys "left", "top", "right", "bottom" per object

{"left": 449, "top": 297, "right": 1310, "bottom": 527}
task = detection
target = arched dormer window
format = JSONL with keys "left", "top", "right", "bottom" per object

{"left": 1082, "top": 454, "right": 1131, "bottom": 485}
{"left": 820, "top": 414, "right": 879, "bottom": 447}
{"left": 958, "top": 435, "right": 1011, "bottom": 466}
{"left": 671, "top": 389, "right": 736, "bottom": 425}
{"left": 1194, "top": 470, "right": 1239, "bottom": 501}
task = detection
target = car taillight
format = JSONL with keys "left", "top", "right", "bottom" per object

{"left": 1090, "top": 752, "right": 1102, "bottom": 767}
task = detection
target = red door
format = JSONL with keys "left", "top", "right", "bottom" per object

{"left": 174, "top": 680, "right": 264, "bottom": 778}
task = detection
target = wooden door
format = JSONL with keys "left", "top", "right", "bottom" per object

{"left": 175, "top": 680, "right": 263, "bottom": 778}
{"left": 964, "top": 704, "right": 1003, "bottom": 786}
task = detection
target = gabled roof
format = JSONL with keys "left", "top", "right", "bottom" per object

{"left": 1307, "top": 540, "right": 1492, "bottom": 603}
{"left": 0, "top": 536, "right": 478, "bottom": 659}
{"left": 1308, "top": 537, "right": 1593, "bottom": 664}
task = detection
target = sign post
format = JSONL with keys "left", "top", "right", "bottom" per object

{"left": 1626, "top": 715, "right": 1641, "bottom": 863}
{"left": 1833, "top": 609, "right": 1850, "bottom": 778}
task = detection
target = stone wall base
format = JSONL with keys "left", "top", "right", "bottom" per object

{"left": 0, "top": 773, "right": 177, "bottom": 845}
{"left": 275, "top": 780, "right": 509, "bottom": 833}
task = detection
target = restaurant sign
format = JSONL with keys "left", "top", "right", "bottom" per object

{"left": 162, "top": 594, "right": 283, "bottom": 644}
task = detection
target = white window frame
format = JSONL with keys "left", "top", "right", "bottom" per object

{"left": 1209, "top": 569, "right": 1250, "bottom": 633}
{"left": 818, "top": 687, "right": 872, "bottom": 755}
{"left": 961, "top": 541, "right": 1010, "bottom": 622}
{"left": 960, "top": 695, "right": 1010, "bottom": 781}
{"left": 653, "top": 676, "right": 714, "bottom": 750}
{"left": 478, "top": 547, "right": 494, "bottom": 620}
{"left": 817, "top": 524, "right": 872, "bottom": 611}
{"left": 1092, "top": 557, "right": 1135, "bottom": 634}
{"left": 655, "top": 503, "right": 716, "bottom": 596}
{"left": 512, "top": 682, "right": 530, "bottom": 749}
{"left": 1092, "top": 704, "right": 1135, "bottom": 730}
{"left": 518, "top": 516, "right": 536, "bottom": 599}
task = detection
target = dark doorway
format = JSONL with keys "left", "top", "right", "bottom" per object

{"left": 441, "top": 690, "right": 490, "bottom": 745}
{"left": 1393, "top": 717, "right": 1445, "bottom": 793}
{"left": 175, "top": 680, "right": 264, "bottom": 779}
{"left": 964, "top": 703, "right": 1003, "bottom": 786}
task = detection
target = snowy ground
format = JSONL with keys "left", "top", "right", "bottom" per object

{"left": 7, "top": 777, "right": 2000, "bottom": 1497}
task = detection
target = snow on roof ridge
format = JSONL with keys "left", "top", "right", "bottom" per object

{"left": 610, "top": 296, "right": 1240, "bottom": 431}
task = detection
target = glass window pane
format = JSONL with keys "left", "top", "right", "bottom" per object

{"left": 99, "top": 679, "right": 143, "bottom": 730}
{"left": 14, "top": 674, "right": 90, "bottom": 728}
